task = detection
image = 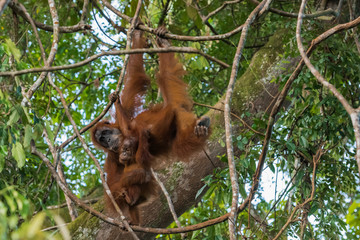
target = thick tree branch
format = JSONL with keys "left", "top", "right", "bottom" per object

{"left": 63, "top": 8, "right": 360, "bottom": 237}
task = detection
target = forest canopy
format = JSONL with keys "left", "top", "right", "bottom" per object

{"left": 0, "top": 0, "right": 360, "bottom": 239}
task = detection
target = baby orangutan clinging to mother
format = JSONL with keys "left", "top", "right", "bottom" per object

{"left": 91, "top": 27, "right": 211, "bottom": 225}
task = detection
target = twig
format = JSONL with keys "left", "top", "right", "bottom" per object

{"left": 151, "top": 168, "right": 186, "bottom": 239}
{"left": 11, "top": 1, "right": 46, "bottom": 104}
{"left": 224, "top": 1, "right": 270, "bottom": 238}
{"left": 296, "top": 0, "right": 360, "bottom": 175}
{"left": 348, "top": 0, "right": 360, "bottom": 54}
{"left": 41, "top": 223, "right": 68, "bottom": 232}
{"left": 80, "top": 0, "right": 89, "bottom": 24}
{"left": 0, "top": 47, "right": 229, "bottom": 77}
{"left": 193, "top": 1, "right": 235, "bottom": 47}
{"left": 202, "top": 0, "right": 243, "bottom": 22}
{"left": 42, "top": 198, "right": 100, "bottom": 211}
{"left": 158, "top": 0, "right": 170, "bottom": 26}
{"left": 273, "top": 148, "right": 322, "bottom": 239}
{"left": 249, "top": 0, "right": 339, "bottom": 19}
{"left": 0, "top": 0, "right": 10, "bottom": 16}
{"left": 114, "top": 0, "right": 143, "bottom": 94}
{"left": 8, "top": 1, "right": 91, "bottom": 33}
{"left": 30, "top": 142, "right": 128, "bottom": 228}
{"left": 92, "top": 0, "right": 125, "bottom": 34}
{"left": 21, "top": 0, "right": 60, "bottom": 106}
{"left": 43, "top": 127, "right": 78, "bottom": 220}
{"left": 47, "top": 77, "right": 139, "bottom": 239}
{"left": 99, "top": 0, "right": 245, "bottom": 42}
{"left": 252, "top": 163, "right": 304, "bottom": 234}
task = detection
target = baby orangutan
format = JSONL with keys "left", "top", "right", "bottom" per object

{"left": 92, "top": 27, "right": 210, "bottom": 224}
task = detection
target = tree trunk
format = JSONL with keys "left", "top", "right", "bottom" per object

{"left": 67, "top": 29, "right": 300, "bottom": 239}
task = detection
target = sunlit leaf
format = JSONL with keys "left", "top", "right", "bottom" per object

{"left": 11, "top": 142, "right": 25, "bottom": 168}
{"left": 3, "top": 39, "right": 21, "bottom": 62}
{"left": 7, "top": 110, "right": 20, "bottom": 126}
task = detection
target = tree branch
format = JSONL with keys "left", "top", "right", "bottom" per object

{"left": 47, "top": 76, "right": 139, "bottom": 239}
{"left": 224, "top": 1, "right": 269, "bottom": 238}
{"left": 99, "top": 0, "right": 246, "bottom": 41}
{"left": 296, "top": 0, "right": 360, "bottom": 175}
{"left": 0, "top": 47, "right": 229, "bottom": 77}
{"left": 273, "top": 148, "right": 322, "bottom": 239}
{"left": 8, "top": 0, "right": 91, "bottom": 33}
{"left": 0, "top": 0, "right": 10, "bottom": 16}
{"left": 43, "top": 129, "right": 78, "bottom": 221}
{"left": 202, "top": 0, "right": 243, "bottom": 22}
{"left": 151, "top": 168, "right": 186, "bottom": 239}
{"left": 21, "top": 0, "right": 60, "bottom": 106}
{"left": 249, "top": 0, "right": 339, "bottom": 19}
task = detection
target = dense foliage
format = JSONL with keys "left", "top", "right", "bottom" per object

{"left": 0, "top": 0, "right": 359, "bottom": 239}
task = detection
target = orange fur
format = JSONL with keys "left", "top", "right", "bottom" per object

{"left": 91, "top": 29, "right": 210, "bottom": 225}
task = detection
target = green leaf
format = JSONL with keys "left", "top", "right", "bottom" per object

{"left": 242, "top": 158, "right": 249, "bottom": 168}
{"left": 299, "top": 136, "right": 308, "bottom": 148}
{"left": 33, "top": 123, "right": 44, "bottom": 140}
{"left": 239, "top": 184, "right": 247, "bottom": 198}
{"left": 196, "top": 184, "right": 207, "bottom": 199}
{"left": 346, "top": 200, "right": 360, "bottom": 226}
{"left": 219, "top": 139, "right": 225, "bottom": 148}
{"left": 207, "top": 225, "right": 215, "bottom": 239}
{"left": 309, "top": 201, "right": 319, "bottom": 215}
{"left": 191, "top": 42, "right": 201, "bottom": 50}
{"left": 203, "top": 184, "right": 216, "bottom": 200}
{"left": 3, "top": 39, "right": 21, "bottom": 62}
{"left": 237, "top": 141, "right": 244, "bottom": 150}
{"left": 186, "top": 5, "right": 198, "bottom": 20}
{"left": 21, "top": 106, "right": 32, "bottom": 124}
{"left": 7, "top": 110, "right": 20, "bottom": 126}
{"left": 268, "top": 162, "right": 275, "bottom": 173}
{"left": 4, "top": 194, "right": 16, "bottom": 212}
{"left": 45, "top": 120, "right": 55, "bottom": 144}
{"left": 286, "top": 141, "right": 296, "bottom": 151}
{"left": 191, "top": 230, "right": 201, "bottom": 239}
{"left": 11, "top": 142, "right": 25, "bottom": 168}
{"left": 23, "top": 125, "right": 32, "bottom": 149}
{"left": 250, "top": 158, "right": 256, "bottom": 173}
{"left": 27, "top": 213, "right": 46, "bottom": 238}
{"left": 0, "top": 154, "right": 4, "bottom": 172}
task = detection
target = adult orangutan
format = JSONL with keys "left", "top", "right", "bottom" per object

{"left": 91, "top": 27, "right": 210, "bottom": 224}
